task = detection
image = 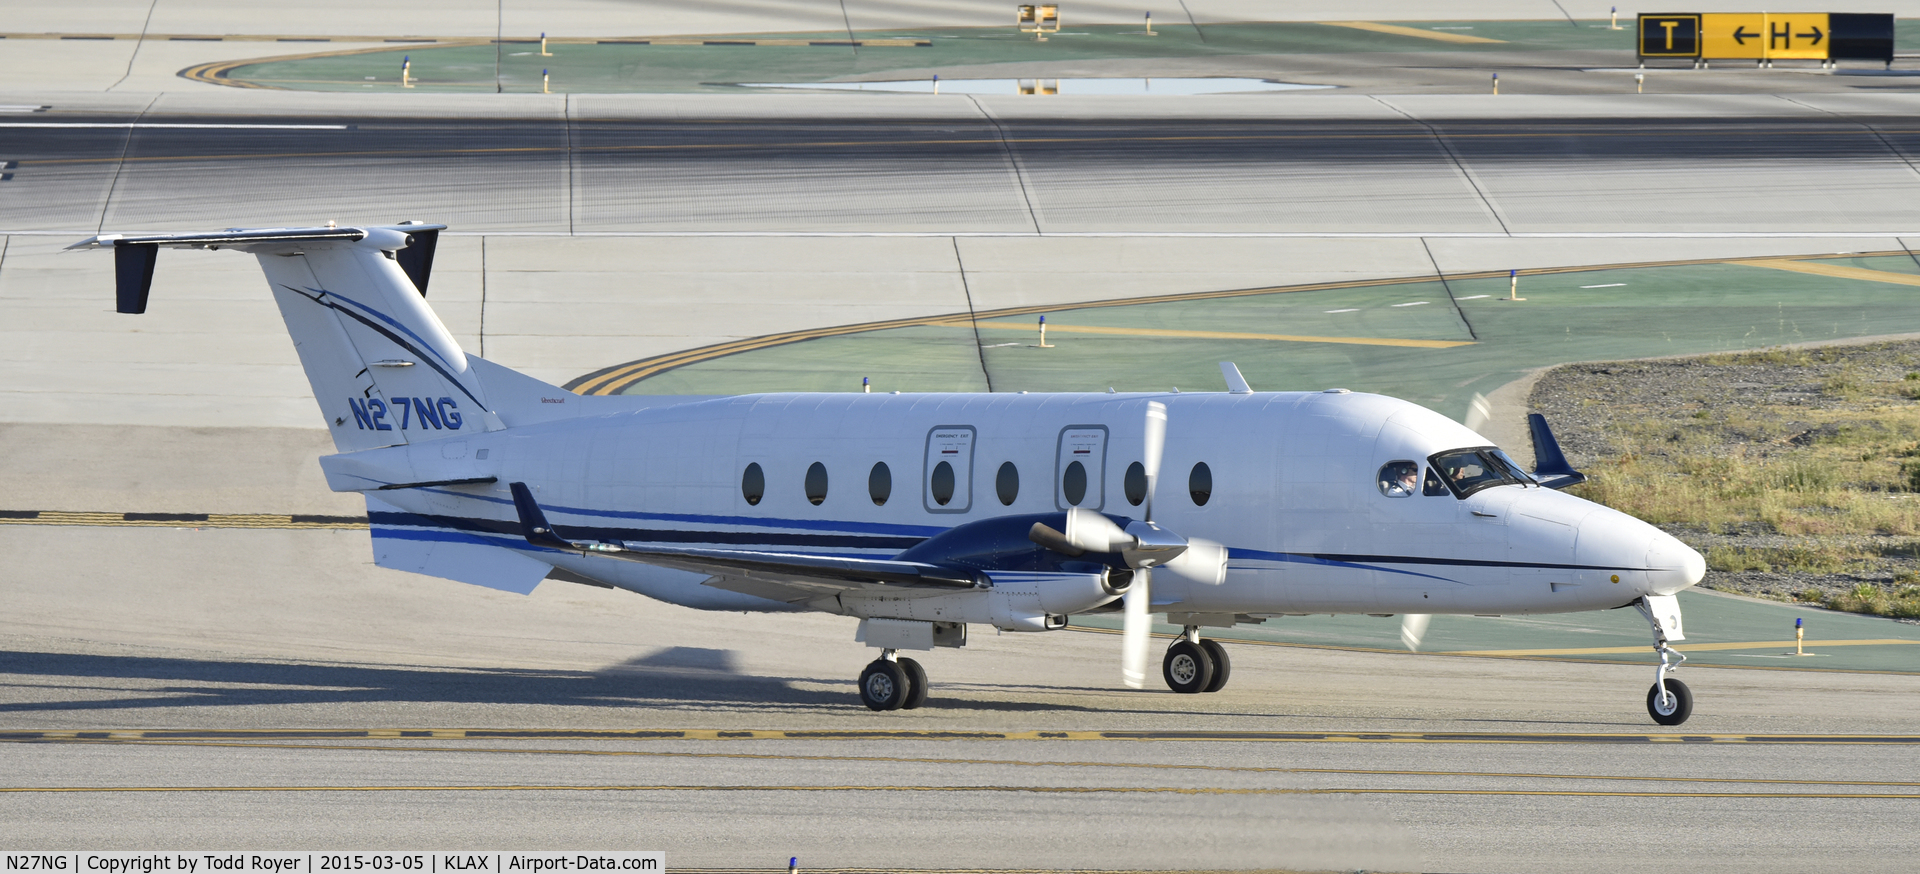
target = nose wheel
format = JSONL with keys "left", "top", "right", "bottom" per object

{"left": 1647, "top": 676, "right": 1693, "bottom": 726}
{"left": 1162, "top": 628, "right": 1232, "bottom": 694}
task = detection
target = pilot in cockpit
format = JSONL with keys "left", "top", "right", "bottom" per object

{"left": 1380, "top": 461, "right": 1420, "bottom": 497}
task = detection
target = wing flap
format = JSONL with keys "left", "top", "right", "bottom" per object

{"left": 507, "top": 482, "right": 977, "bottom": 595}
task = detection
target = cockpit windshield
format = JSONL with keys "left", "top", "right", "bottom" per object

{"left": 1428, "top": 447, "right": 1535, "bottom": 497}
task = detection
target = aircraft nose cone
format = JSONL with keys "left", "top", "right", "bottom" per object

{"left": 1645, "top": 532, "right": 1705, "bottom": 594}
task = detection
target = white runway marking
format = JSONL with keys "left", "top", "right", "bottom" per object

{"left": 1325, "top": 308, "right": 1360, "bottom": 313}
{"left": 1458, "top": 295, "right": 1493, "bottom": 300}
{"left": 1581, "top": 283, "right": 1627, "bottom": 288}
{"left": 1391, "top": 301, "right": 1430, "bottom": 307}
{"left": 0, "top": 123, "right": 349, "bottom": 130}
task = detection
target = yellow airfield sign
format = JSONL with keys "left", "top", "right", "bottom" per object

{"left": 1642, "top": 11, "right": 1886, "bottom": 62}
{"left": 1699, "top": 13, "right": 1767, "bottom": 59}
{"left": 1758, "top": 13, "right": 1830, "bottom": 59}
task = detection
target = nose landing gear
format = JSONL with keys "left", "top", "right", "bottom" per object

{"left": 1634, "top": 595, "right": 1692, "bottom": 726}
{"left": 1163, "top": 626, "right": 1232, "bottom": 693}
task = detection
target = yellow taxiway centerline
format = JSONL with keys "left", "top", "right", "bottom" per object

{"left": 8, "top": 729, "right": 1919, "bottom": 744}
{"left": 1317, "top": 21, "right": 1507, "bottom": 44}
{"left": 2, "top": 784, "right": 1915, "bottom": 799}
{"left": 18, "top": 737, "right": 1920, "bottom": 788}
{"left": 972, "top": 320, "right": 1474, "bottom": 349}
{"left": 1746, "top": 259, "right": 1920, "bottom": 288}
{"left": 1450, "top": 639, "right": 1920, "bottom": 657}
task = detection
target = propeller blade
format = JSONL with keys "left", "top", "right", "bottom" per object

{"left": 1142, "top": 401, "right": 1167, "bottom": 522}
{"left": 1400, "top": 613, "right": 1431, "bottom": 652}
{"left": 1122, "top": 567, "right": 1151, "bottom": 689}
{"left": 1064, "top": 507, "right": 1134, "bottom": 554}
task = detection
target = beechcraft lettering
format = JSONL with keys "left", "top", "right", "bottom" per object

{"left": 347, "top": 396, "right": 463, "bottom": 431}
{"left": 73, "top": 222, "right": 1710, "bottom": 727}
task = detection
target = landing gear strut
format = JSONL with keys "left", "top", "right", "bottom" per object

{"left": 1162, "top": 626, "right": 1232, "bottom": 694}
{"left": 858, "top": 649, "right": 928, "bottom": 711}
{"left": 1634, "top": 596, "right": 1692, "bottom": 726}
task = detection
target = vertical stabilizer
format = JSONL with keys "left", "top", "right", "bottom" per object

{"left": 69, "top": 225, "right": 506, "bottom": 452}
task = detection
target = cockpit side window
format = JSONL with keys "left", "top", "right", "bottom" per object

{"left": 1484, "top": 449, "right": 1537, "bottom": 485}
{"left": 1423, "top": 466, "right": 1449, "bottom": 496}
{"left": 1377, "top": 460, "right": 1419, "bottom": 498}
{"left": 1429, "top": 447, "right": 1531, "bottom": 498}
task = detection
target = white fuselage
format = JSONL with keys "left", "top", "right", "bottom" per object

{"left": 352, "top": 388, "right": 1704, "bottom": 620}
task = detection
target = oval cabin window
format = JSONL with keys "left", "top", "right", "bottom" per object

{"left": 996, "top": 461, "right": 1020, "bottom": 506}
{"left": 804, "top": 462, "right": 829, "bottom": 506}
{"left": 930, "top": 461, "right": 956, "bottom": 506}
{"left": 869, "top": 462, "right": 892, "bottom": 506}
{"left": 1123, "top": 461, "right": 1147, "bottom": 506}
{"left": 1189, "top": 461, "right": 1212, "bottom": 506}
{"left": 742, "top": 462, "right": 765, "bottom": 506}
{"left": 1062, "top": 460, "right": 1088, "bottom": 506}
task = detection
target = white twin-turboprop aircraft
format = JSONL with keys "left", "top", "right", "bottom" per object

{"left": 72, "top": 223, "right": 1708, "bottom": 724}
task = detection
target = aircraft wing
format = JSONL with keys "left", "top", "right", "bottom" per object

{"left": 507, "top": 483, "right": 978, "bottom": 597}
{"left": 582, "top": 543, "right": 980, "bottom": 591}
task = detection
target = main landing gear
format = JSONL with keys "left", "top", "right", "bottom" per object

{"left": 858, "top": 649, "right": 928, "bottom": 711}
{"left": 1163, "top": 627, "right": 1232, "bottom": 694}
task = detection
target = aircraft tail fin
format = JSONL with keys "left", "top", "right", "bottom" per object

{"left": 68, "top": 223, "right": 587, "bottom": 452}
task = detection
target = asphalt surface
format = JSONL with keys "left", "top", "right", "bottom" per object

{"left": 4, "top": 523, "right": 1919, "bottom": 871}
{"left": 12, "top": 103, "right": 1920, "bottom": 233}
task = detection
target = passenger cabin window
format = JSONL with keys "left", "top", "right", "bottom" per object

{"left": 1189, "top": 462, "right": 1212, "bottom": 506}
{"left": 804, "top": 462, "right": 829, "bottom": 506}
{"left": 742, "top": 462, "right": 765, "bottom": 506}
{"left": 996, "top": 462, "right": 1020, "bottom": 506}
{"left": 1378, "top": 461, "right": 1419, "bottom": 498}
{"left": 869, "top": 462, "right": 891, "bottom": 506}
{"left": 930, "top": 461, "right": 956, "bottom": 506}
{"left": 1123, "top": 461, "right": 1147, "bottom": 506}
{"left": 1061, "top": 460, "right": 1088, "bottom": 506}
{"left": 1430, "top": 447, "right": 1535, "bottom": 498}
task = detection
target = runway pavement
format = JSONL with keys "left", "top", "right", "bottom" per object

{"left": 3, "top": 522, "right": 1919, "bottom": 870}
{"left": 11, "top": 96, "right": 1920, "bottom": 234}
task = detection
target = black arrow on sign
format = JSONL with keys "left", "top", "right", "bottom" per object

{"left": 1799, "top": 25, "right": 1824, "bottom": 45}
{"left": 1732, "top": 25, "right": 1757, "bottom": 44}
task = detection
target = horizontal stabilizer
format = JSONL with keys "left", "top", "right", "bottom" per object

{"left": 368, "top": 496, "right": 551, "bottom": 594}
{"left": 70, "top": 222, "right": 446, "bottom": 314}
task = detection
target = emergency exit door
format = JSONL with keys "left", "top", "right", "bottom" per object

{"left": 1055, "top": 425, "right": 1108, "bottom": 510}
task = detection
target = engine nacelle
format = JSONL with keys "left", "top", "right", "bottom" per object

{"left": 840, "top": 569, "right": 1117, "bottom": 631}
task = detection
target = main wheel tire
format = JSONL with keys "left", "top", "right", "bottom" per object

{"left": 1162, "top": 640, "right": 1215, "bottom": 694}
{"left": 859, "top": 659, "right": 909, "bottom": 711}
{"left": 1198, "top": 639, "right": 1231, "bottom": 693}
{"left": 899, "top": 657, "right": 929, "bottom": 710}
{"left": 1646, "top": 677, "right": 1693, "bottom": 726}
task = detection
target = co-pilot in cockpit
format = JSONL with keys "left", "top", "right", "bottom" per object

{"left": 1378, "top": 448, "right": 1535, "bottom": 500}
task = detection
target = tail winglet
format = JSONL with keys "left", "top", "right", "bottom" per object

{"left": 1527, "top": 413, "right": 1588, "bottom": 490}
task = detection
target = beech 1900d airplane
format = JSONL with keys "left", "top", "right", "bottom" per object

{"left": 72, "top": 223, "right": 1708, "bottom": 724}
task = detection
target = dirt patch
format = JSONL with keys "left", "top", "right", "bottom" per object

{"left": 1528, "top": 340, "right": 1920, "bottom": 620}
